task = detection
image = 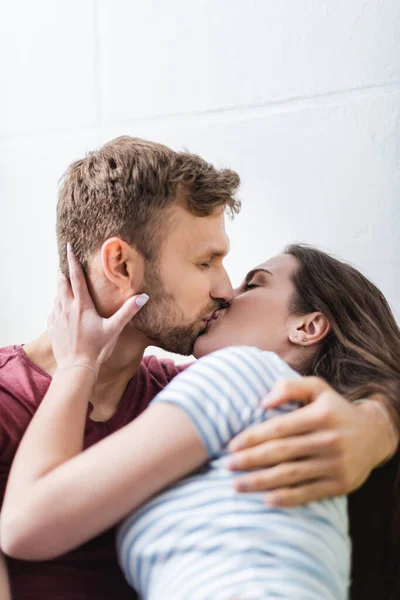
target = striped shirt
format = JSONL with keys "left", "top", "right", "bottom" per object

{"left": 117, "top": 346, "right": 351, "bottom": 599}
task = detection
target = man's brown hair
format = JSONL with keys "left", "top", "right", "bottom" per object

{"left": 57, "top": 136, "right": 241, "bottom": 273}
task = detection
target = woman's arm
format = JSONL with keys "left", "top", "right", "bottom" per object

{"left": 1, "top": 374, "right": 206, "bottom": 560}
{"left": 227, "top": 377, "right": 399, "bottom": 507}
{"left": 1, "top": 248, "right": 208, "bottom": 560}
{"left": 2, "top": 343, "right": 297, "bottom": 561}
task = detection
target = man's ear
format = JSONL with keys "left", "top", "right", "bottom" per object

{"left": 100, "top": 237, "right": 145, "bottom": 294}
{"left": 289, "top": 312, "right": 331, "bottom": 347}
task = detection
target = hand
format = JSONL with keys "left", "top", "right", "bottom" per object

{"left": 48, "top": 244, "right": 149, "bottom": 375}
{"left": 227, "top": 377, "right": 397, "bottom": 507}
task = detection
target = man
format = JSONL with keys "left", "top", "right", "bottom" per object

{"left": 0, "top": 136, "right": 242, "bottom": 598}
{"left": 0, "top": 136, "right": 396, "bottom": 599}
{"left": 0, "top": 550, "right": 11, "bottom": 600}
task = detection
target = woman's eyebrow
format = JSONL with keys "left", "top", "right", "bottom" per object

{"left": 244, "top": 268, "right": 273, "bottom": 282}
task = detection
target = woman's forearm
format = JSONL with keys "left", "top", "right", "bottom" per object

{"left": 3, "top": 367, "right": 93, "bottom": 504}
{"left": 1, "top": 366, "right": 94, "bottom": 557}
{"left": 0, "top": 246, "right": 203, "bottom": 560}
{"left": 355, "top": 395, "right": 399, "bottom": 465}
{"left": 1, "top": 397, "right": 206, "bottom": 561}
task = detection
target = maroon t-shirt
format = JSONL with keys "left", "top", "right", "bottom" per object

{"left": 0, "top": 345, "right": 187, "bottom": 600}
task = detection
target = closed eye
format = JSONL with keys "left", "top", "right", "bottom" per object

{"left": 243, "top": 282, "right": 259, "bottom": 290}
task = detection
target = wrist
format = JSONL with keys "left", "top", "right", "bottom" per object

{"left": 354, "top": 399, "right": 399, "bottom": 466}
{"left": 54, "top": 364, "right": 97, "bottom": 385}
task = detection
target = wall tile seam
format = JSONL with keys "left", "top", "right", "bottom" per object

{"left": 101, "top": 81, "right": 400, "bottom": 124}
{"left": 93, "top": 0, "right": 104, "bottom": 128}
{"left": 1, "top": 83, "right": 400, "bottom": 143}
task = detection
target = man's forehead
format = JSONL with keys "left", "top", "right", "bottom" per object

{"left": 166, "top": 204, "right": 230, "bottom": 256}
{"left": 196, "top": 239, "right": 230, "bottom": 258}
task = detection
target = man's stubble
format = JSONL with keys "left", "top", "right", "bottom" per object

{"left": 133, "top": 260, "right": 210, "bottom": 356}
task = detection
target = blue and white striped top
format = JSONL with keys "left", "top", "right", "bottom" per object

{"left": 117, "top": 346, "right": 351, "bottom": 599}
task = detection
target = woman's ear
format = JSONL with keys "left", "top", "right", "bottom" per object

{"left": 289, "top": 312, "right": 331, "bottom": 347}
{"left": 100, "top": 237, "right": 145, "bottom": 294}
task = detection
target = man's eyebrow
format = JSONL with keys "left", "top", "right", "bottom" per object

{"left": 198, "top": 246, "right": 229, "bottom": 259}
{"left": 244, "top": 268, "right": 273, "bottom": 282}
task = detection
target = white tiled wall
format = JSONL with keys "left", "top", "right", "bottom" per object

{"left": 1, "top": 0, "right": 399, "bottom": 352}
{"left": 0, "top": 1, "right": 97, "bottom": 135}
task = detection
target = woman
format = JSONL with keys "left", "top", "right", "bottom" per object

{"left": 2, "top": 245, "right": 400, "bottom": 598}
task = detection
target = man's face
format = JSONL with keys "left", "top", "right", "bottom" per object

{"left": 134, "top": 204, "right": 233, "bottom": 355}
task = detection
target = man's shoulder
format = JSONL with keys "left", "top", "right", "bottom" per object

{"left": 0, "top": 347, "right": 48, "bottom": 474}
{"left": 0, "top": 345, "right": 50, "bottom": 433}
{"left": 112, "top": 355, "right": 192, "bottom": 424}
{"left": 0, "top": 344, "right": 50, "bottom": 388}
{"left": 142, "top": 355, "right": 191, "bottom": 385}
{"left": 0, "top": 345, "right": 29, "bottom": 388}
{"left": 0, "top": 344, "right": 19, "bottom": 369}
{"left": 141, "top": 354, "right": 191, "bottom": 385}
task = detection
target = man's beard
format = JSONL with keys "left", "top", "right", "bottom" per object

{"left": 133, "top": 261, "right": 212, "bottom": 356}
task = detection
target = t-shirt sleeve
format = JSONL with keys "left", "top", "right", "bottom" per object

{"left": 151, "top": 346, "right": 300, "bottom": 458}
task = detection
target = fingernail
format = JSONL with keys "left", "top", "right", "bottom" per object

{"left": 264, "top": 493, "right": 279, "bottom": 507}
{"left": 228, "top": 437, "right": 244, "bottom": 452}
{"left": 234, "top": 479, "right": 249, "bottom": 492}
{"left": 263, "top": 393, "right": 277, "bottom": 408}
{"left": 263, "top": 381, "right": 284, "bottom": 407}
{"left": 67, "top": 242, "right": 72, "bottom": 253}
{"left": 227, "top": 458, "right": 240, "bottom": 470}
{"left": 135, "top": 293, "right": 149, "bottom": 307}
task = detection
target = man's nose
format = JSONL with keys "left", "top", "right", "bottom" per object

{"left": 211, "top": 268, "right": 233, "bottom": 305}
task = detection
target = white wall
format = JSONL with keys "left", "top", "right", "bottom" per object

{"left": 1, "top": 0, "right": 399, "bottom": 360}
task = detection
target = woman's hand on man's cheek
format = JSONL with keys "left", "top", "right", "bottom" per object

{"left": 226, "top": 377, "right": 397, "bottom": 507}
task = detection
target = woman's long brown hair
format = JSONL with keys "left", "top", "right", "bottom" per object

{"left": 285, "top": 244, "right": 400, "bottom": 600}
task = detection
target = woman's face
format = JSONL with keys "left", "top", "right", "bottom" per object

{"left": 193, "top": 253, "right": 299, "bottom": 360}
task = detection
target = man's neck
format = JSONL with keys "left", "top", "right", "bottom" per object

{"left": 23, "top": 332, "right": 147, "bottom": 421}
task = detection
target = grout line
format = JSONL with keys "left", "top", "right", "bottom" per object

{"left": 93, "top": 0, "right": 106, "bottom": 140}
{"left": 106, "top": 81, "right": 400, "bottom": 126}
{"left": 93, "top": 0, "right": 102, "bottom": 128}
{"left": 0, "top": 81, "right": 399, "bottom": 143}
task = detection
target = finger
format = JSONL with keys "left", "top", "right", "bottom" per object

{"left": 47, "top": 311, "right": 55, "bottom": 330}
{"left": 228, "top": 402, "right": 326, "bottom": 452}
{"left": 264, "top": 479, "right": 341, "bottom": 507}
{"left": 107, "top": 294, "right": 149, "bottom": 336}
{"left": 262, "top": 377, "right": 331, "bottom": 409}
{"left": 57, "top": 267, "right": 73, "bottom": 304}
{"left": 67, "top": 243, "right": 93, "bottom": 306}
{"left": 227, "top": 431, "right": 339, "bottom": 470}
{"left": 53, "top": 295, "right": 63, "bottom": 320}
{"left": 232, "top": 458, "right": 335, "bottom": 493}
